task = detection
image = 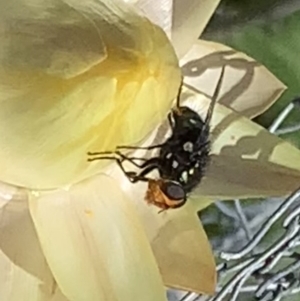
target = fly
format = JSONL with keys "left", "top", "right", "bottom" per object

{"left": 88, "top": 66, "right": 225, "bottom": 210}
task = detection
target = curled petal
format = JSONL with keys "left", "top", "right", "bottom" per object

{"left": 0, "top": 0, "right": 181, "bottom": 189}
{"left": 181, "top": 40, "right": 286, "bottom": 118}
{"left": 28, "top": 174, "right": 167, "bottom": 301}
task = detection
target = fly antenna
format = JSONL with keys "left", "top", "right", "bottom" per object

{"left": 204, "top": 66, "right": 226, "bottom": 126}
{"left": 175, "top": 76, "right": 184, "bottom": 109}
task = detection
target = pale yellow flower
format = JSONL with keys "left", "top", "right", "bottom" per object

{"left": 1, "top": 1, "right": 300, "bottom": 301}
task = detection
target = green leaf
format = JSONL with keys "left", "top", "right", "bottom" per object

{"left": 216, "top": 10, "right": 300, "bottom": 147}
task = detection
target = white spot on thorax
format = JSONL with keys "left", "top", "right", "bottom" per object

{"left": 183, "top": 141, "right": 194, "bottom": 152}
{"left": 181, "top": 171, "right": 188, "bottom": 183}
{"left": 172, "top": 160, "right": 179, "bottom": 169}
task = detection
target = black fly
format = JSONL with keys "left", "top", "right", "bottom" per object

{"left": 88, "top": 66, "right": 225, "bottom": 210}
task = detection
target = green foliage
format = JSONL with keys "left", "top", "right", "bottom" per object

{"left": 213, "top": 9, "right": 300, "bottom": 148}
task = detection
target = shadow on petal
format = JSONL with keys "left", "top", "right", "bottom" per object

{"left": 181, "top": 40, "right": 285, "bottom": 118}
{"left": 200, "top": 155, "right": 300, "bottom": 199}
{"left": 191, "top": 102, "right": 300, "bottom": 201}
{"left": 151, "top": 208, "right": 216, "bottom": 295}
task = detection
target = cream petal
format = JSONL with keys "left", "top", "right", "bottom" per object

{"left": 151, "top": 207, "right": 216, "bottom": 294}
{"left": 129, "top": 0, "right": 173, "bottom": 38}
{"left": 188, "top": 197, "right": 214, "bottom": 213}
{"left": 28, "top": 174, "right": 167, "bottom": 301}
{"left": 172, "top": 0, "right": 221, "bottom": 58}
{"left": 130, "top": 0, "right": 221, "bottom": 58}
{"left": 115, "top": 170, "right": 216, "bottom": 295}
{"left": 0, "top": 182, "right": 69, "bottom": 301}
{"left": 0, "top": 0, "right": 105, "bottom": 78}
{"left": 0, "top": 0, "right": 180, "bottom": 189}
{"left": 181, "top": 90, "right": 300, "bottom": 202}
{"left": 50, "top": 290, "right": 71, "bottom": 301}
{"left": 181, "top": 40, "right": 286, "bottom": 118}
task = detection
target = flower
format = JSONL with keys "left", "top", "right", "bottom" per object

{"left": 1, "top": 1, "right": 300, "bottom": 301}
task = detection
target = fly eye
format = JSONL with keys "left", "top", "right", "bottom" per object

{"left": 160, "top": 180, "right": 186, "bottom": 202}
